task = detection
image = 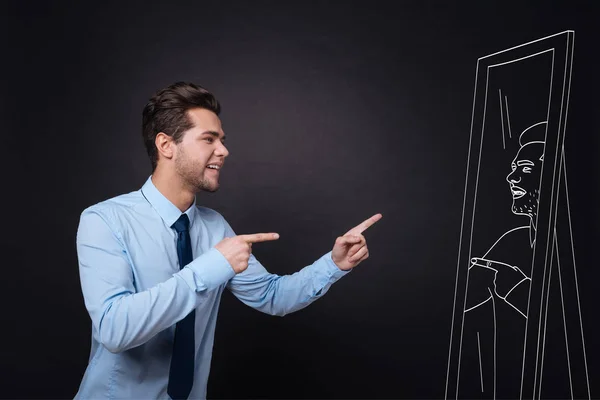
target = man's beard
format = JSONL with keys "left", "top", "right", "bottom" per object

{"left": 175, "top": 152, "right": 219, "bottom": 193}
{"left": 194, "top": 176, "right": 218, "bottom": 193}
{"left": 512, "top": 188, "right": 538, "bottom": 219}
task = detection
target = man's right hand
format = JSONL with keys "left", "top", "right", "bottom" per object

{"left": 215, "top": 233, "right": 280, "bottom": 273}
{"left": 470, "top": 257, "right": 528, "bottom": 299}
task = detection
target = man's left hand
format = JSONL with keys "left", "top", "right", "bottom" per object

{"left": 331, "top": 213, "right": 382, "bottom": 271}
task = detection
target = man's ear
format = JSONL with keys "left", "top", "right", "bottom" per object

{"left": 155, "top": 132, "right": 175, "bottom": 161}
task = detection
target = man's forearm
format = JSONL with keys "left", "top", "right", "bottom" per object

{"left": 227, "top": 251, "right": 349, "bottom": 316}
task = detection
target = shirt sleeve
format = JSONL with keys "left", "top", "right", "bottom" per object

{"left": 222, "top": 218, "right": 350, "bottom": 316}
{"left": 76, "top": 208, "right": 235, "bottom": 353}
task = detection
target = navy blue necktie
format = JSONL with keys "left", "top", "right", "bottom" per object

{"left": 168, "top": 213, "right": 196, "bottom": 399}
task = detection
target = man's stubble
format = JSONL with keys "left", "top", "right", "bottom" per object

{"left": 174, "top": 146, "right": 219, "bottom": 194}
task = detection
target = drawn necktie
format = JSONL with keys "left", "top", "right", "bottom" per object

{"left": 168, "top": 213, "right": 196, "bottom": 399}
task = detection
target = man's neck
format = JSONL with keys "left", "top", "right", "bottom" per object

{"left": 151, "top": 168, "right": 196, "bottom": 212}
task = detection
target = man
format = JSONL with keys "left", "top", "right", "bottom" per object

{"left": 75, "top": 82, "right": 382, "bottom": 399}
{"left": 467, "top": 121, "right": 546, "bottom": 317}
{"left": 460, "top": 121, "right": 546, "bottom": 398}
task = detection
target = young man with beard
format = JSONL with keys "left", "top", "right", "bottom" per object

{"left": 74, "top": 82, "right": 381, "bottom": 399}
{"left": 467, "top": 121, "right": 547, "bottom": 317}
{"left": 460, "top": 121, "right": 546, "bottom": 398}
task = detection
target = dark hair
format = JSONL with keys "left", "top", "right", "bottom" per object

{"left": 519, "top": 121, "right": 547, "bottom": 147}
{"left": 142, "top": 82, "right": 221, "bottom": 171}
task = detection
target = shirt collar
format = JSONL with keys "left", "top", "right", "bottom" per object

{"left": 140, "top": 176, "right": 197, "bottom": 229}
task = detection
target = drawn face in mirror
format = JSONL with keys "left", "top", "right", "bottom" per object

{"left": 506, "top": 140, "right": 544, "bottom": 220}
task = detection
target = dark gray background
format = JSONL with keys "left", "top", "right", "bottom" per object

{"left": 2, "top": 1, "right": 598, "bottom": 398}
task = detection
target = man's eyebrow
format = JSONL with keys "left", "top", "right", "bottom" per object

{"left": 202, "top": 130, "right": 226, "bottom": 140}
{"left": 516, "top": 160, "right": 534, "bottom": 166}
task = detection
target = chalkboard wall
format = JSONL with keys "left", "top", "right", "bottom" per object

{"left": 2, "top": 1, "right": 598, "bottom": 398}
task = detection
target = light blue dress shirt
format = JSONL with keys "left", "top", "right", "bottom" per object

{"left": 74, "top": 176, "right": 349, "bottom": 399}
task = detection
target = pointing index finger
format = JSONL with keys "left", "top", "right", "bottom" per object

{"left": 470, "top": 257, "right": 515, "bottom": 273}
{"left": 346, "top": 213, "right": 383, "bottom": 235}
{"left": 239, "top": 233, "right": 280, "bottom": 243}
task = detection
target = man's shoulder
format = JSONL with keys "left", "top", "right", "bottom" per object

{"left": 483, "top": 225, "right": 532, "bottom": 264}
{"left": 496, "top": 225, "right": 530, "bottom": 244}
{"left": 81, "top": 190, "right": 145, "bottom": 221}
{"left": 195, "top": 205, "right": 226, "bottom": 223}
{"left": 484, "top": 226, "right": 530, "bottom": 251}
{"left": 194, "top": 205, "right": 235, "bottom": 235}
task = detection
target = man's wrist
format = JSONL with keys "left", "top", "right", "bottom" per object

{"left": 326, "top": 252, "right": 352, "bottom": 276}
{"left": 183, "top": 247, "right": 236, "bottom": 291}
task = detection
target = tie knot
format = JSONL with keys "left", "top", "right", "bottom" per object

{"left": 172, "top": 213, "right": 190, "bottom": 233}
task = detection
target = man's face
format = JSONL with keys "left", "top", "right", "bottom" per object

{"left": 506, "top": 142, "right": 544, "bottom": 219}
{"left": 174, "top": 108, "right": 229, "bottom": 193}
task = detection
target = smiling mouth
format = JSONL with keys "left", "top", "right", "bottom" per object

{"left": 511, "top": 186, "right": 526, "bottom": 199}
{"left": 206, "top": 164, "right": 221, "bottom": 173}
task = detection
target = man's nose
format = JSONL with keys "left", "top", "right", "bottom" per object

{"left": 506, "top": 170, "right": 520, "bottom": 184}
{"left": 215, "top": 141, "right": 229, "bottom": 157}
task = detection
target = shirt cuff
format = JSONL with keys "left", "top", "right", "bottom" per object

{"left": 320, "top": 251, "right": 351, "bottom": 280}
{"left": 179, "top": 247, "right": 236, "bottom": 292}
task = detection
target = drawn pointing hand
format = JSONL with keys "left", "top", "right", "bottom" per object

{"left": 216, "top": 233, "right": 280, "bottom": 273}
{"left": 332, "top": 213, "right": 382, "bottom": 271}
{"left": 470, "top": 257, "right": 528, "bottom": 299}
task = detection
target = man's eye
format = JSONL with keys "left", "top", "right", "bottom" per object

{"left": 523, "top": 167, "right": 531, "bottom": 173}
{"left": 204, "top": 137, "right": 214, "bottom": 143}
